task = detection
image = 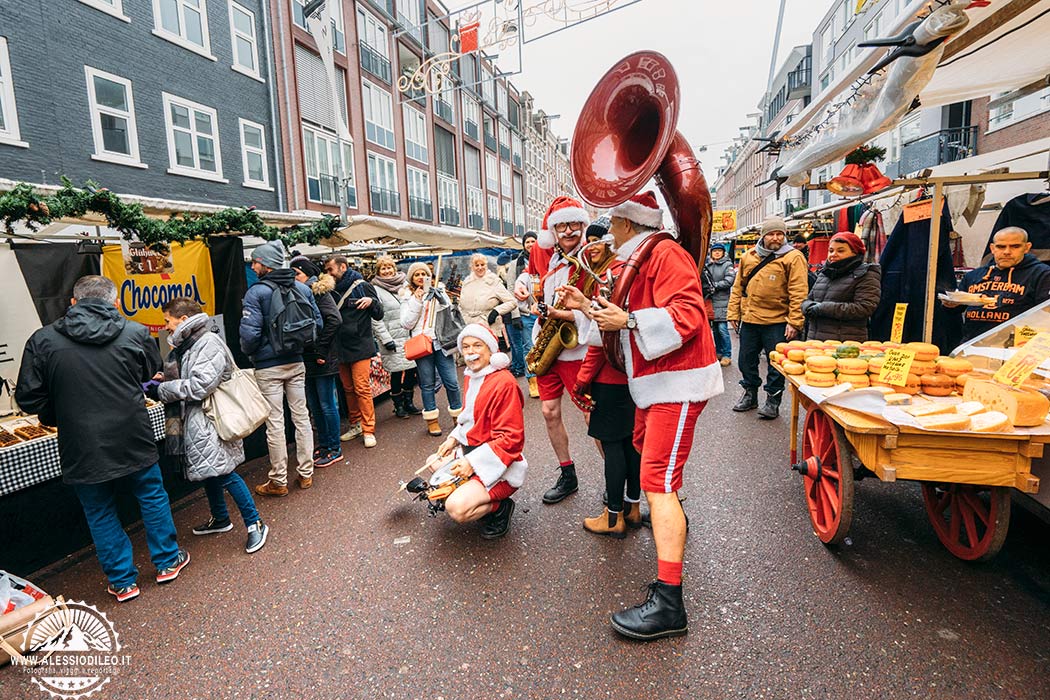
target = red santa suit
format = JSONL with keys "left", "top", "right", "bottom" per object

{"left": 610, "top": 220, "right": 724, "bottom": 493}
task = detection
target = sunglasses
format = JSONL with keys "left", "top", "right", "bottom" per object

{"left": 553, "top": 222, "right": 585, "bottom": 233}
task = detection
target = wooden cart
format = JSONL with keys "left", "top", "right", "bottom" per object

{"left": 784, "top": 374, "right": 1045, "bottom": 561}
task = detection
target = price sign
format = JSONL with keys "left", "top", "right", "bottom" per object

{"left": 1014, "top": 325, "right": 1040, "bottom": 347}
{"left": 994, "top": 331, "right": 1050, "bottom": 388}
{"left": 903, "top": 199, "right": 933, "bottom": 223}
{"left": 878, "top": 348, "right": 916, "bottom": 387}
{"left": 890, "top": 303, "right": 907, "bottom": 344}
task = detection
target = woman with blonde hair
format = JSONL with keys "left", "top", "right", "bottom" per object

{"left": 458, "top": 253, "right": 519, "bottom": 342}
{"left": 401, "top": 262, "right": 463, "bottom": 436}
{"left": 370, "top": 255, "right": 421, "bottom": 418}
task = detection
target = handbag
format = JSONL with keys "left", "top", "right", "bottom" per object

{"left": 434, "top": 302, "right": 466, "bottom": 352}
{"left": 404, "top": 296, "right": 434, "bottom": 361}
{"left": 202, "top": 346, "right": 270, "bottom": 441}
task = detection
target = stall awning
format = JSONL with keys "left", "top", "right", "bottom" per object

{"left": 329, "top": 215, "right": 517, "bottom": 251}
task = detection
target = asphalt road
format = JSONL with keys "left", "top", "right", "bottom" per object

{"left": 7, "top": 363, "right": 1050, "bottom": 700}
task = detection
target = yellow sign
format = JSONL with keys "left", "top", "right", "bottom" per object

{"left": 102, "top": 241, "right": 215, "bottom": 334}
{"left": 711, "top": 209, "right": 738, "bottom": 234}
{"left": 1014, "top": 325, "right": 1041, "bottom": 347}
{"left": 994, "top": 332, "right": 1050, "bottom": 388}
{"left": 878, "top": 348, "right": 916, "bottom": 387}
{"left": 890, "top": 303, "right": 908, "bottom": 344}
{"left": 903, "top": 199, "right": 933, "bottom": 223}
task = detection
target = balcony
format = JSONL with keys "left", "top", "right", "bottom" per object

{"left": 487, "top": 216, "right": 500, "bottom": 233}
{"left": 409, "top": 196, "right": 433, "bottom": 221}
{"left": 484, "top": 133, "right": 497, "bottom": 152}
{"left": 500, "top": 145, "right": 510, "bottom": 162}
{"left": 314, "top": 174, "right": 357, "bottom": 209}
{"left": 435, "top": 99, "right": 454, "bottom": 125}
{"left": 516, "top": 224, "right": 524, "bottom": 239}
{"left": 464, "top": 120, "right": 479, "bottom": 141}
{"left": 783, "top": 197, "right": 807, "bottom": 217}
{"left": 366, "top": 0, "right": 394, "bottom": 19}
{"left": 439, "top": 206, "right": 460, "bottom": 226}
{"left": 899, "top": 126, "right": 977, "bottom": 176}
{"left": 468, "top": 212, "right": 484, "bottom": 229}
{"left": 513, "top": 153, "right": 522, "bottom": 169}
{"left": 403, "top": 85, "right": 426, "bottom": 105}
{"left": 359, "top": 43, "right": 391, "bottom": 84}
{"left": 370, "top": 187, "right": 400, "bottom": 216}
{"left": 502, "top": 220, "right": 513, "bottom": 235}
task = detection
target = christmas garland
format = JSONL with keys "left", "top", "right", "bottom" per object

{"left": 844, "top": 144, "right": 887, "bottom": 166}
{"left": 0, "top": 178, "right": 341, "bottom": 247}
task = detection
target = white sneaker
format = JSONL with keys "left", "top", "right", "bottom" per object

{"left": 340, "top": 423, "right": 363, "bottom": 441}
{"left": 363, "top": 433, "right": 377, "bottom": 448}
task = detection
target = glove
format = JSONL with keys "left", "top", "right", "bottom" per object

{"left": 143, "top": 380, "right": 161, "bottom": 401}
{"left": 487, "top": 309, "right": 500, "bottom": 325}
{"left": 512, "top": 317, "right": 524, "bottom": 330}
{"left": 384, "top": 341, "right": 397, "bottom": 352}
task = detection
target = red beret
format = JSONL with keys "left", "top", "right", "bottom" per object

{"left": 830, "top": 232, "right": 866, "bottom": 256}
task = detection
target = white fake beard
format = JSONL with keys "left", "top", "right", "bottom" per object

{"left": 464, "top": 353, "right": 481, "bottom": 363}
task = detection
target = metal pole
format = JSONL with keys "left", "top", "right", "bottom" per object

{"left": 766, "top": 0, "right": 787, "bottom": 98}
{"left": 923, "top": 180, "right": 944, "bottom": 344}
{"left": 337, "top": 133, "right": 347, "bottom": 224}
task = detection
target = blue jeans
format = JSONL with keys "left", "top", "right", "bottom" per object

{"left": 203, "top": 471, "right": 260, "bottom": 527}
{"left": 305, "top": 373, "right": 341, "bottom": 454}
{"left": 72, "top": 463, "right": 180, "bottom": 588}
{"left": 711, "top": 321, "right": 732, "bottom": 359}
{"left": 738, "top": 321, "right": 786, "bottom": 396}
{"left": 416, "top": 351, "right": 462, "bottom": 412}
{"left": 508, "top": 313, "right": 537, "bottom": 376}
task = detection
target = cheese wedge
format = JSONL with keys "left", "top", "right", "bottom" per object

{"left": 916, "top": 413, "right": 971, "bottom": 431}
{"left": 962, "top": 380, "right": 1050, "bottom": 427}
{"left": 955, "top": 401, "right": 987, "bottom": 417}
{"left": 885, "top": 393, "right": 912, "bottom": 405}
{"left": 867, "top": 386, "right": 894, "bottom": 395}
{"left": 902, "top": 401, "right": 958, "bottom": 418}
{"left": 970, "top": 411, "right": 1012, "bottom": 433}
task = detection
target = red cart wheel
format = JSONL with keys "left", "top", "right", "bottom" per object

{"left": 798, "top": 409, "right": 854, "bottom": 545}
{"left": 921, "top": 483, "right": 1010, "bottom": 561}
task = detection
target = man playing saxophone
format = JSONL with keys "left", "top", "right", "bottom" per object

{"left": 525, "top": 195, "right": 592, "bottom": 505}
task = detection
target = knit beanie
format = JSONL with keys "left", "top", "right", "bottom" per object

{"left": 407, "top": 261, "right": 432, "bottom": 289}
{"left": 830, "top": 232, "right": 866, "bottom": 256}
{"left": 522, "top": 230, "right": 538, "bottom": 246}
{"left": 585, "top": 215, "right": 611, "bottom": 240}
{"left": 760, "top": 216, "right": 787, "bottom": 237}
{"left": 252, "top": 240, "right": 287, "bottom": 269}
{"left": 290, "top": 257, "right": 322, "bottom": 278}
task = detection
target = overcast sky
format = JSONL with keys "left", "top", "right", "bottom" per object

{"left": 447, "top": 0, "right": 832, "bottom": 172}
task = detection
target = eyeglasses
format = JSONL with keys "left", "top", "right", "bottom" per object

{"left": 553, "top": 222, "right": 585, "bottom": 233}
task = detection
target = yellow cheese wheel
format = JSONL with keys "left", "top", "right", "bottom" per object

{"left": 804, "top": 340, "right": 824, "bottom": 348}
{"left": 843, "top": 340, "right": 862, "bottom": 347}
{"left": 781, "top": 360, "right": 805, "bottom": 375}
{"left": 962, "top": 380, "right": 1050, "bottom": 427}
{"left": 936, "top": 357, "right": 974, "bottom": 377}
{"left": 867, "top": 356, "right": 886, "bottom": 372}
{"left": 804, "top": 370, "right": 836, "bottom": 387}
{"left": 836, "top": 358, "right": 868, "bottom": 374}
{"left": 920, "top": 373, "right": 955, "bottom": 397}
{"left": 837, "top": 373, "right": 869, "bottom": 387}
{"left": 770, "top": 351, "right": 783, "bottom": 365}
{"left": 805, "top": 355, "right": 838, "bottom": 373}
{"left": 909, "top": 359, "right": 938, "bottom": 376}
{"left": 905, "top": 342, "right": 940, "bottom": 362}
{"left": 787, "top": 349, "right": 806, "bottom": 362}
{"left": 787, "top": 340, "right": 808, "bottom": 349}
{"left": 775, "top": 342, "right": 790, "bottom": 354}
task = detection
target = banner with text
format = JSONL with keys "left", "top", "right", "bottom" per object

{"left": 711, "top": 210, "right": 738, "bottom": 234}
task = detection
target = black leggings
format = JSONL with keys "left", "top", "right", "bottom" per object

{"left": 389, "top": 368, "right": 417, "bottom": 394}
{"left": 600, "top": 437, "right": 641, "bottom": 513}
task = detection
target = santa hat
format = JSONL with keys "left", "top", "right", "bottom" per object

{"left": 536, "top": 196, "right": 590, "bottom": 249}
{"left": 457, "top": 324, "right": 511, "bottom": 370}
{"left": 608, "top": 191, "right": 664, "bottom": 229}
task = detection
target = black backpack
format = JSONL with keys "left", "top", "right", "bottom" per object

{"left": 262, "top": 280, "right": 317, "bottom": 356}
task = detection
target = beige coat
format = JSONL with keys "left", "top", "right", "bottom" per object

{"left": 458, "top": 271, "right": 517, "bottom": 336}
{"left": 727, "top": 247, "right": 809, "bottom": 330}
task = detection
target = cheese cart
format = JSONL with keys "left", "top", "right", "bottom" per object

{"left": 772, "top": 307, "right": 1050, "bottom": 562}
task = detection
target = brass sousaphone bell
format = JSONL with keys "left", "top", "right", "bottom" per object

{"left": 571, "top": 51, "right": 713, "bottom": 372}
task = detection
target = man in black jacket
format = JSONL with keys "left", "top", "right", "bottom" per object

{"left": 324, "top": 255, "right": 384, "bottom": 448}
{"left": 16, "top": 276, "right": 189, "bottom": 603}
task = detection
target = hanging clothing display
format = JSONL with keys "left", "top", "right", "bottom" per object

{"left": 981, "top": 193, "right": 1050, "bottom": 264}
{"left": 856, "top": 207, "right": 887, "bottom": 264}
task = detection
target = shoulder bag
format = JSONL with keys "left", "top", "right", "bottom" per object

{"left": 202, "top": 345, "right": 270, "bottom": 441}
{"left": 404, "top": 295, "right": 435, "bottom": 361}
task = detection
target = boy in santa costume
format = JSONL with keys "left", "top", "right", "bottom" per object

{"left": 559, "top": 191, "right": 723, "bottom": 640}
{"left": 523, "top": 195, "right": 593, "bottom": 506}
{"left": 432, "top": 324, "right": 527, "bottom": 539}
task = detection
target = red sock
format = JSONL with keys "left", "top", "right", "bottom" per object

{"left": 490, "top": 499, "right": 501, "bottom": 513}
{"left": 559, "top": 460, "right": 574, "bottom": 468}
{"left": 657, "top": 560, "right": 682, "bottom": 586}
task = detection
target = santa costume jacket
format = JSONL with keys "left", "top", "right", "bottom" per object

{"left": 614, "top": 232, "right": 724, "bottom": 409}
{"left": 448, "top": 365, "right": 528, "bottom": 489}
{"left": 526, "top": 220, "right": 593, "bottom": 363}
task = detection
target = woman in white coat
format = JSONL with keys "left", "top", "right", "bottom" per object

{"left": 370, "top": 255, "right": 421, "bottom": 418}
{"left": 458, "top": 253, "right": 518, "bottom": 341}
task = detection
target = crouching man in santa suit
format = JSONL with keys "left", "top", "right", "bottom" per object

{"left": 433, "top": 324, "right": 527, "bottom": 539}
{"left": 559, "top": 191, "right": 723, "bottom": 640}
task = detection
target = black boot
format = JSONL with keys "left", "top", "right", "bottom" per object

{"left": 480, "top": 498, "right": 515, "bottom": 539}
{"left": 757, "top": 391, "right": 783, "bottom": 420}
{"left": 542, "top": 465, "right": 578, "bottom": 504}
{"left": 732, "top": 386, "right": 759, "bottom": 412}
{"left": 391, "top": 392, "right": 408, "bottom": 418}
{"left": 611, "top": 581, "right": 688, "bottom": 641}
{"left": 402, "top": 392, "right": 422, "bottom": 416}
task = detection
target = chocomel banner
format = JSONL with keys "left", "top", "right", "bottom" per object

{"left": 102, "top": 241, "right": 215, "bottom": 334}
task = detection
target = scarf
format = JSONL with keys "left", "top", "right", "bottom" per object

{"left": 162, "top": 314, "right": 210, "bottom": 459}
{"left": 821, "top": 255, "right": 863, "bottom": 280}
{"left": 373, "top": 271, "right": 406, "bottom": 294}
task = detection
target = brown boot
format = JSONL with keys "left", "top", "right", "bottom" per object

{"left": 527, "top": 376, "right": 539, "bottom": 398}
{"left": 422, "top": 409, "right": 442, "bottom": 436}
{"left": 448, "top": 407, "right": 463, "bottom": 429}
{"left": 583, "top": 508, "right": 627, "bottom": 539}
{"left": 297, "top": 476, "right": 313, "bottom": 490}
{"left": 623, "top": 501, "right": 643, "bottom": 529}
{"left": 255, "top": 480, "right": 288, "bottom": 497}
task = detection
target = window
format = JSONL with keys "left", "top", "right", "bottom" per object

{"left": 78, "top": 0, "right": 129, "bottom": 21}
{"left": 303, "top": 124, "right": 356, "bottom": 206}
{"left": 85, "top": 67, "right": 143, "bottom": 167}
{"left": 496, "top": 83, "right": 507, "bottom": 116}
{"left": 362, "top": 79, "right": 395, "bottom": 150}
{"left": 462, "top": 93, "right": 480, "bottom": 140}
{"left": 398, "top": 0, "right": 423, "bottom": 45}
{"left": 428, "top": 18, "right": 450, "bottom": 56}
{"left": 486, "top": 152, "right": 498, "bottom": 192}
{"left": 498, "top": 122, "right": 510, "bottom": 161}
{"left": 438, "top": 175, "right": 459, "bottom": 225}
{"left": 989, "top": 87, "right": 1050, "bottom": 131}
{"left": 434, "top": 127, "right": 456, "bottom": 178}
{"left": 238, "top": 118, "right": 270, "bottom": 189}
{"left": 500, "top": 161, "right": 511, "bottom": 197}
{"left": 292, "top": 0, "right": 306, "bottom": 27}
{"left": 501, "top": 199, "right": 513, "bottom": 233}
{"left": 436, "top": 82, "right": 456, "bottom": 123}
{"left": 481, "top": 65, "right": 494, "bottom": 106}
{"left": 0, "top": 37, "right": 26, "bottom": 147}
{"left": 161, "top": 93, "right": 225, "bottom": 181}
{"left": 295, "top": 45, "right": 348, "bottom": 132}
{"left": 512, "top": 133, "right": 522, "bottom": 167}
{"left": 357, "top": 6, "right": 389, "bottom": 58}
{"left": 864, "top": 10, "right": 883, "bottom": 42}
{"left": 820, "top": 24, "right": 833, "bottom": 74}
{"left": 367, "top": 151, "right": 400, "bottom": 215}
{"left": 899, "top": 112, "right": 921, "bottom": 144}
{"left": 228, "top": 2, "right": 262, "bottom": 80}
{"left": 403, "top": 104, "right": 428, "bottom": 163}
{"left": 487, "top": 193, "right": 500, "bottom": 231}
{"left": 407, "top": 166, "right": 431, "bottom": 220}
{"left": 329, "top": 0, "right": 345, "bottom": 53}
{"left": 464, "top": 144, "right": 481, "bottom": 188}
{"left": 153, "top": 0, "right": 214, "bottom": 59}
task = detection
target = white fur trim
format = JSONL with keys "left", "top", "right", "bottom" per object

{"left": 537, "top": 228, "right": 556, "bottom": 249}
{"left": 621, "top": 331, "right": 724, "bottom": 408}
{"left": 585, "top": 321, "right": 602, "bottom": 347}
{"left": 458, "top": 323, "right": 499, "bottom": 353}
{"left": 609, "top": 200, "right": 663, "bottom": 229}
{"left": 615, "top": 229, "right": 660, "bottom": 261}
{"left": 545, "top": 206, "right": 590, "bottom": 229}
{"left": 490, "top": 352, "right": 510, "bottom": 370}
{"left": 422, "top": 409, "right": 440, "bottom": 420}
{"left": 464, "top": 443, "right": 508, "bottom": 487}
{"left": 632, "top": 307, "right": 684, "bottom": 360}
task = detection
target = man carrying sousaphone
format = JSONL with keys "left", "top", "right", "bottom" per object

{"left": 526, "top": 195, "right": 594, "bottom": 505}
{"left": 558, "top": 191, "right": 723, "bottom": 640}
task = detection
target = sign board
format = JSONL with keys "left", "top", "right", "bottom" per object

{"left": 994, "top": 331, "right": 1050, "bottom": 388}
{"left": 711, "top": 210, "right": 738, "bottom": 234}
{"left": 878, "top": 348, "right": 916, "bottom": 387}
{"left": 903, "top": 198, "right": 933, "bottom": 223}
{"left": 890, "top": 303, "right": 907, "bottom": 344}
{"left": 1014, "top": 325, "right": 1040, "bottom": 347}
{"left": 0, "top": 246, "right": 43, "bottom": 388}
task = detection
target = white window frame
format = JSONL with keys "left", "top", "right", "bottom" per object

{"left": 487, "top": 193, "right": 499, "bottom": 224}
{"left": 362, "top": 78, "right": 395, "bottom": 150}
{"left": 302, "top": 124, "right": 356, "bottom": 206}
{"left": 0, "top": 37, "right": 27, "bottom": 148}
{"left": 402, "top": 103, "right": 428, "bottom": 163}
{"left": 485, "top": 152, "right": 498, "bottom": 192}
{"left": 356, "top": 5, "right": 389, "bottom": 59}
{"left": 367, "top": 151, "right": 399, "bottom": 213}
{"left": 463, "top": 93, "right": 480, "bottom": 135}
{"left": 84, "top": 66, "right": 145, "bottom": 168}
{"left": 78, "top": 0, "right": 130, "bottom": 22}
{"left": 500, "top": 161, "right": 511, "bottom": 197}
{"left": 238, "top": 118, "right": 271, "bottom": 190}
{"left": 437, "top": 174, "right": 459, "bottom": 220}
{"left": 152, "top": 0, "right": 216, "bottom": 61}
{"left": 161, "top": 92, "right": 227, "bottom": 182}
{"left": 228, "top": 1, "right": 263, "bottom": 82}
{"left": 329, "top": 0, "right": 346, "bottom": 54}
{"left": 988, "top": 86, "right": 1050, "bottom": 133}
{"left": 407, "top": 165, "right": 431, "bottom": 219}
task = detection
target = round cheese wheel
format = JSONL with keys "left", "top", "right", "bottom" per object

{"left": 805, "top": 370, "right": 836, "bottom": 387}
{"left": 882, "top": 342, "right": 902, "bottom": 350}
{"left": 787, "top": 349, "right": 806, "bottom": 362}
{"left": 782, "top": 360, "right": 805, "bottom": 375}
{"left": 837, "top": 372, "right": 870, "bottom": 387}
{"left": 896, "top": 374, "right": 922, "bottom": 395}
{"left": 837, "top": 358, "right": 868, "bottom": 373}
{"left": 775, "top": 342, "right": 790, "bottom": 355}
{"left": 936, "top": 357, "right": 974, "bottom": 377}
{"left": 843, "top": 340, "right": 862, "bottom": 347}
{"left": 787, "top": 340, "right": 808, "bottom": 349}
{"left": 921, "top": 373, "right": 955, "bottom": 397}
{"left": 905, "top": 342, "right": 940, "bottom": 361}
{"left": 909, "top": 359, "right": 938, "bottom": 376}
{"left": 804, "top": 340, "right": 824, "bottom": 348}
{"left": 860, "top": 342, "right": 884, "bottom": 352}
{"left": 804, "top": 348, "right": 826, "bottom": 358}
{"left": 806, "top": 355, "right": 838, "bottom": 373}
{"left": 770, "top": 351, "right": 783, "bottom": 365}
{"left": 821, "top": 339, "right": 842, "bottom": 347}
{"left": 867, "top": 356, "right": 886, "bottom": 372}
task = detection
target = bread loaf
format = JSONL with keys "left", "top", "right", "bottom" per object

{"left": 962, "top": 380, "right": 1050, "bottom": 427}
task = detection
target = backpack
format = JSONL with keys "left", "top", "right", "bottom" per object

{"left": 262, "top": 280, "right": 317, "bottom": 356}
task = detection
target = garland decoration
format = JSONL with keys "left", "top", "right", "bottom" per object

{"left": 844, "top": 144, "right": 887, "bottom": 166}
{"left": 0, "top": 177, "right": 341, "bottom": 247}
